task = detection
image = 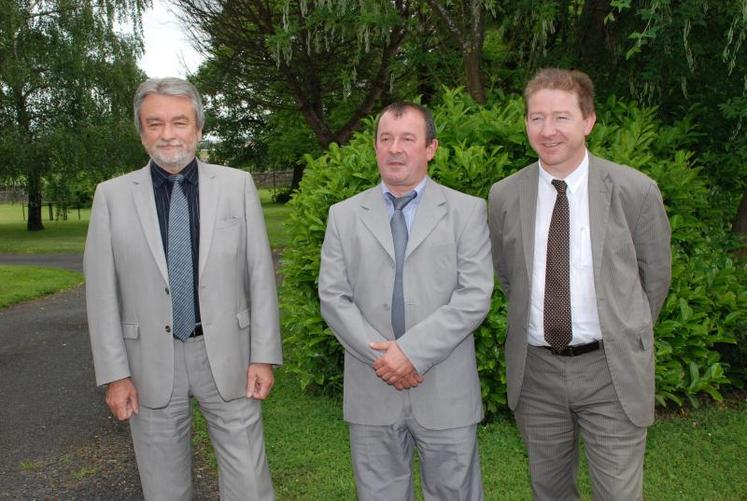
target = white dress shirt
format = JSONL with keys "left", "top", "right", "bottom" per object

{"left": 527, "top": 151, "right": 603, "bottom": 346}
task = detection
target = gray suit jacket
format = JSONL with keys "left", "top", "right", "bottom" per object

{"left": 84, "top": 161, "right": 282, "bottom": 408}
{"left": 488, "top": 154, "right": 671, "bottom": 427}
{"left": 318, "top": 179, "right": 494, "bottom": 430}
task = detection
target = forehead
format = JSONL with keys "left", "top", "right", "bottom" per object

{"left": 526, "top": 89, "right": 582, "bottom": 114}
{"left": 377, "top": 108, "right": 426, "bottom": 135}
{"left": 140, "top": 94, "right": 196, "bottom": 120}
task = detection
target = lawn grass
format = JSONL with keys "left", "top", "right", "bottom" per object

{"left": 193, "top": 369, "right": 747, "bottom": 500}
{"left": 0, "top": 191, "right": 290, "bottom": 255}
{"left": 258, "top": 189, "right": 292, "bottom": 248}
{"left": 0, "top": 202, "right": 90, "bottom": 254}
{"left": 0, "top": 265, "right": 83, "bottom": 308}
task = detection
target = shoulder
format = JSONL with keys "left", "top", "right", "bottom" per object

{"left": 95, "top": 165, "right": 148, "bottom": 192}
{"left": 329, "top": 186, "right": 379, "bottom": 213}
{"left": 429, "top": 180, "right": 484, "bottom": 207}
{"left": 490, "top": 163, "right": 536, "bottom": 194}
{"left": 199, "top": 162, "right": 254, "bottom": 181}
{"left": 591, "top": 154, "right": 658, "bottom": 192}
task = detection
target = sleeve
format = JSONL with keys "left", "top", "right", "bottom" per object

{"left": 243, "top": 173, "right": 283, "bottom": 365}
{"left": 488, "top": 183, "right": 511, "bottom": 297}
{"left": 83, "top": 183, "right": 131, "bottom": 386}
{"left": 634, "top": 181, "right": 672, "bottom": 322}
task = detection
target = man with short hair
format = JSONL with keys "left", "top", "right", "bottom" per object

{"left": 488, "top": 68, "right": 672, "bottom": 500}
{"left": 84, "top": 77, "right": 281, "bottom": 500}
{"left": 318, "top": 102, "right": 494, "bottom": 500}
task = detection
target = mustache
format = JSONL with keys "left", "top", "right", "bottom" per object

{"left": 386, "top": 154, "right": 406, "bottom": 163}
{"left": 156, "top": 140, "right": 184, "bottom": 147}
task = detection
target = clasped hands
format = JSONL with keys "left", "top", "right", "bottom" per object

{"left": 370, "top": 341, "right": 423, "bottom": 390}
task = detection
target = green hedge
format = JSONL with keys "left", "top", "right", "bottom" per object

{"left": 280, "top": 89, "right": 747, "bottom": 417}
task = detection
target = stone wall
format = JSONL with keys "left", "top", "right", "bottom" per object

{"left": 250, "top": 170, "right": 294, "bottom": 190}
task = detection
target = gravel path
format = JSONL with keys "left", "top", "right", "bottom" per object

{"left": 0, "top": 254, "right": 218, "bottom": 500}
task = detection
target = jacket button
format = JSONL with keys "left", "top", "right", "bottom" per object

{"left": 165, "top": 325, "right": 171, "bottom": 333}
{"left": 165, "top": 287, "right": 170, "bottom": 295}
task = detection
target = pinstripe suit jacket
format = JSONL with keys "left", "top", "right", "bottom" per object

{"left": 488, "top": 153, "right": 671, "bottom": 427}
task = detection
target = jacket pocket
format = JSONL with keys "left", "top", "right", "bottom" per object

{"left": 639, "top": 329, "right": 654, "bottom": 351}
{"left": 122, "top": 322, "right": 139, "bottom": 339}
{"left": 236, "top": 308, "right": 251, "bottom": 329}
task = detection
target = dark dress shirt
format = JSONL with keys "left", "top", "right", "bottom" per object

{"left": 150, "top": 158, "right": 201, "bottom": 325}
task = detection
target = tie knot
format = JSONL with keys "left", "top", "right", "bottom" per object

{"left": 387, "top": 191, "right": 417, "bottom": 211}
{"left": 551, "top": 179, "right": 567, "bottom": 194}
{"left": 170, "top": 174, "right": 185, "bottom": 185}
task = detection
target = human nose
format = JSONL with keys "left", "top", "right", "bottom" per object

{"left": 160, "top": 123, "right": 176, "bottom": 140}
{"left": 539, "top": 119, "right": 557, "bottom": 137}
{"left": 388, "top": 138, "right": 404, "bottom": 153}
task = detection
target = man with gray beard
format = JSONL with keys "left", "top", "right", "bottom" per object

{"left": 84, "top": 78, "right": 281, "bottom": 500}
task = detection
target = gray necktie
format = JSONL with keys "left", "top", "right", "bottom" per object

{"left": 544, "top": 179, "right": 572, "bottom": 350}
{"left": 168, "top": 175, "right": 196, "bottom": 342}
{"left": 387, "top": 191, "right": 417, "bottom": 339}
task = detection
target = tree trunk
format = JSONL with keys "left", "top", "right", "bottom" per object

{"left": 289, "top": 162, "right": 305, "bottom": 194}
{"left": 26, "top": 170, "right": 44, "bottom": 231}
{"left": 733, "top": 189, "right": 747, "bottom": 258}
{"left": 463, "top": 46, "right": 485, "bottom": 104}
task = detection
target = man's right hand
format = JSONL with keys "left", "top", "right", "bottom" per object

{"left": 105, "top": 377, "right": 139, "bottom": 421}
{"left": 393, "top": 373, "right": 424, "bottom": 391}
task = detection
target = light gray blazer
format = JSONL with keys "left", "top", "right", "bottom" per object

{"left": 318, "top": 179, "right": 494, "bottom": 430}
{"left": 84, "top": 162, "right": 282, "bottom": 408}
{"left": 488, "top": 154, "right": 671, "bottom": 427}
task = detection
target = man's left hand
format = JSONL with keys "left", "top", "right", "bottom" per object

{"left": 246, "top": 363, "right": 274, "bottom": 400}
{"left": 370, "top": 341, "right": 418, "bottom": 386}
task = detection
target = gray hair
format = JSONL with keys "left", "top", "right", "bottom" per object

{"left": 133, "top": 78, "right": 205, "bottom": 134}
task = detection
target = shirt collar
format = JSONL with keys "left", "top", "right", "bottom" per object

{"left": 150, "top": 158, "right": 199, "bottom": 188}
{"left": 381, "top": 176, "right": 428, "bottom": 204}
{"left": 538, "top": 150, "right": 589, "bottom": 196}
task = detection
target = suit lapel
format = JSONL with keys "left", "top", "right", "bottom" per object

{"left": 520, "top": 164, "right": 539, "bottom": 280}
{"left": 359, "top": 187, "right": 395, "bottom": 261}
{"left": 405, "top": 180, "right": 447, "bottom": 260}
{"left": 197, "top": 161, "right": 219, "bottom": 279}
{"left": 588, "top": 154, "right": 612, "bottom": 279}
{"left": 131, "top": 165, "right": 169, "bottom": 284}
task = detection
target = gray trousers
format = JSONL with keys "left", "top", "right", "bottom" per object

{"left": 129, "top": 336, "right": 274, "bottom": 501}
{"left": 349, "top": 393, "right": 483, "bottom": 501}
{"left": 515, "top": 344, "right": 647, "bottom": 501}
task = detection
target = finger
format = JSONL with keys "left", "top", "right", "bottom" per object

{"left": 369, "top": 342, "right": 389, "bottom": 351}
{"left": 246, "top": 372, "right": 258, "bottom": 398}
{"left": 130, "top": 391, "right": 140, "bottom": 415}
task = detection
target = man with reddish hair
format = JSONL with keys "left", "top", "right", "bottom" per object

{"left": 488, "top": 68, "right": 671, "bottom": 500}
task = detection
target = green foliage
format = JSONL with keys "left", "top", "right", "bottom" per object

{"left": 281, "top": 88, "right": 747, "bottom": 416}
{"left": 0, "top": 0, "right": 147, "bottom": 229}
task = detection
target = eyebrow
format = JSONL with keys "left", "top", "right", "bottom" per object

{"left": 145, "top": 114, "right": 192, "bottom": 123}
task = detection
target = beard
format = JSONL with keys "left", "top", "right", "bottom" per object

{"left": 147, "top": 140, "right": 196, "bottom": 171}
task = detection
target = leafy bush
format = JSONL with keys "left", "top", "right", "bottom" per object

{"left": 280, "top": 88, "right": 747, "bottom": 416}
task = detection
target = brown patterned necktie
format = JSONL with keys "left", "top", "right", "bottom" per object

{"left": 544, "top": 179, "right": 572, "bottom": 350}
